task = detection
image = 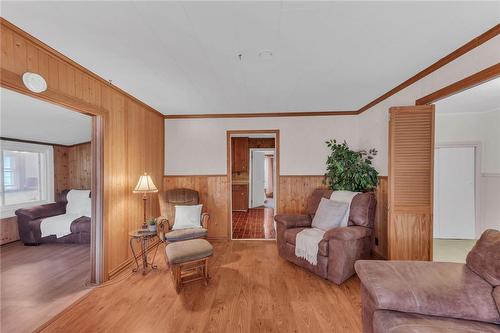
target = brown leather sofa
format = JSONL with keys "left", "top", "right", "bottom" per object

{"left": 355, "top": 229, "right": 500, "bottom": 333}
{"left": 15, "top": 190, "right": 91, "bottom": 245}
{"left": 274, "top": 189, "right": 376, "bottom": 284}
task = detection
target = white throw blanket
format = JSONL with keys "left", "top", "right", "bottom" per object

{"left": 295, "top": 228, "right": 325, "bottom": 265}
{"left": 40, "top": 213, "right": 80, "bottom": 238}
{"left": 40, "top": 189, "right": 91, "bottom": 238}
{"left": 295, "top": 191, "right": 359, "bottom": 265}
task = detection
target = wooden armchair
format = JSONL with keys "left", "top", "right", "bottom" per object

{"left": 157, "top": 188, "right": 210, "bottom": 243}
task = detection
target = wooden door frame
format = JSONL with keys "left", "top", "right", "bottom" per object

{"left": 1, "top": 85, "right": 105, "bottom": 284}
{"left": 226, "top": 129, "right": 280, "bottom": 240}
{"left": 412, "top": 64, "right": 499, "bottom": 257}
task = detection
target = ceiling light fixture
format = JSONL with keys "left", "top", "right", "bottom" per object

{"left": 258, "top": 50, "right": 273, "bottom": 60}
{"left": 22, "top": 72, "right": 47, "bottom": 93}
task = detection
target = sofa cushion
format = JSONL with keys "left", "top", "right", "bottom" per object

{"left": 348, "top": 192, "right": 376, "bottom": 228}
{"left": 284, "top": 227, "right": 328, "bottom": 257}
{"left": 355, "top": 260, "right": 500, "bottom": 324}
{"left": 165, "top": 228, "right": 207, "bottom": 242}
{"left": 466, "top": 229, "right": 500, "bottom": 286}
{"left": 373, "top": 310, "right": 500, "bottom": 333}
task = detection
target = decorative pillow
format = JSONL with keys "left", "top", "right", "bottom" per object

{"left": 172, "top": 205, "right": 203, "bottom": 230}
{"left": 311, "top": 198, "right": 349, "bottom": 231}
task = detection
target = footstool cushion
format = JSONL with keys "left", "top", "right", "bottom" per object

{"left": 165, "top": 239, "right": 213, "bottom": 265}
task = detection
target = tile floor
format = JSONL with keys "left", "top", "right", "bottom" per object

{"left": 232, "top": 208, "right": 275, "bottom": 239}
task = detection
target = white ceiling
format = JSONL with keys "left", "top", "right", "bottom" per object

{"left": 2, "top": 1, "right": 499, "bottom": 115}
{"left": 436, "top": 77, "right": 500, "bottom": 114}
{"left": 0, "top": 88, "right": 92, "bottom": 145}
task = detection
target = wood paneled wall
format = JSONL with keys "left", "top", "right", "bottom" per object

{"left": 1, "top": 19, "right": 164, "bottom": 280}
{"left": 54, "top": 142, "right": 91, "bottom": 196}
{"left": 163, "top": 176, "right": 229, "bottom": 240}
{"left": 278, "top": 176, "right": 327, "bottom": 214}
{"left": 163, "top": 174, "right": 388, "bottom": 256}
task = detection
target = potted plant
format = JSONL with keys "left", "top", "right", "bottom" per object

{"left": 324, "top": 139, "right": 379, "bottom": 192}
{"left": 146, "top": 217, "right": 157, "bottom": 232}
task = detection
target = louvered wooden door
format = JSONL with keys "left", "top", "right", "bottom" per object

{"left": 388, "top": 105, "right": 435, "bottom": 260}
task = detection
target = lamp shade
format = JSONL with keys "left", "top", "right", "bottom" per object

{"left": 133, "top": 173, "right": 158, "bottom": 193}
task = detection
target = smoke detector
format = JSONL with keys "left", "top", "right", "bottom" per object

{"left": 22, "top": 72, "right": 47, "bottom": 93}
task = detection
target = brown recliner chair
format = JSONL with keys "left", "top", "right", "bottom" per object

{"left": 355, "top": 229, "right": 500, "bottom": 333}
{"left": 274, "top": 188, "right": 376, "bottom": 284}
{"left": 157, "top": 188, "right": 210, "bottom": 243}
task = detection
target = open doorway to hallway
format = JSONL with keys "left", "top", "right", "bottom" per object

{"left": 229, "top": 132, "right": 278, "bottom": 240}
{"left": 433, "top": 77, "right": 500, "bottom": 262}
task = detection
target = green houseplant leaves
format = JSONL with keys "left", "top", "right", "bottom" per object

{"left": 324, "top": 139, "right": 379, "bottom": 192}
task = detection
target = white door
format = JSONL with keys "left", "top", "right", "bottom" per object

{"left": 434, "top": 147, "right": 475, "bottom": 239}
{"left": 251, "top": 151, "right": 266, "bottom": 208}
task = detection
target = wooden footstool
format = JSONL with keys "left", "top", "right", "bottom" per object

{"left": 165, "top": 239, "right": 213, "bottom": 292}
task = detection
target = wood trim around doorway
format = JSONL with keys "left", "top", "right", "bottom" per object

{"left": 226, "top": 129, "right": 280, "bottom": 240}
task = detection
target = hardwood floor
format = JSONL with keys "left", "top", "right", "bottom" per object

{"left": 0, "top": 242, "right": 92, "bottom": 333}
{"left": 40, "top": 241, "right": 362, "bottom": 332}
{"left": 232, "top": 208, "right": 276, "bottom": 239}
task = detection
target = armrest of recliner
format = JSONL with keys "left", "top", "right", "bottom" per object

{"left": 323, "top": 226, "right": 371, "bottom": 241}
{"left": 274, "top": 214, "right": 312, "bottom": 229}
{"left": 15, "top": 202, "right": 66, "bottom": 221}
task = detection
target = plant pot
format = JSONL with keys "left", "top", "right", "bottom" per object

{"left": 148, "top": 225, "right": 157, "bottom": 232}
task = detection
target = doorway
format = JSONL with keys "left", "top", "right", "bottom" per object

{"left": 0, "top": 87, "right": 103, "bottom": 332}
{"left": 227, "top": 130, "right": 279, "bottom": 240}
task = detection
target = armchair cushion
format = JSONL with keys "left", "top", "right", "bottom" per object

{"left": 355, "top": 260, "right": 500, "bottom": 324}
{"left": 165, "top": 228, "right": 208, "bottom": 242}
{"left": 311, "top": 198, "right": 348, "bottom": 230}
{"left": 274, "top": 214, "right": 311, "bottom": 229}
{"left": 466, "top": 229, "right": 500, "bottom": 286}
{"left": 348, "top": 192, "right": 376, "bottom": 228}
{"left": 172, "top": 204, "right": 203, "bottom": 230}
{"left": 323, "top": 226, "right": 371, "bottom": 241}
{"left": 373, "top": 310, "right": 500, "bottom": 333}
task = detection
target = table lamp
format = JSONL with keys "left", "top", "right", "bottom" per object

{"left": 133, "top": 173, "right": 158, "bottom": 229}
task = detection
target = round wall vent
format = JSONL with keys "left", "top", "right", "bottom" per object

{"left": 22, "top": 72, "right": 47, "bottom": 93}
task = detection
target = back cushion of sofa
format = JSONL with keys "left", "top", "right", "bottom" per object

{"left": 466, "top": 229, "right": 500, "bottom": 286}
{"left": 348, "top": 192, "right": 376, "bottom": 228}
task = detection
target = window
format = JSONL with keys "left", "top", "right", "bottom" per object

{"left": 0, "top": 140, "right": 54, "bottom": 217}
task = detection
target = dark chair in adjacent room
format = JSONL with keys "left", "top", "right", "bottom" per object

{"left": 15, "top": 189, "right": 91, "bottom": 245}
{"left": 274, "top": 188, "right": 376, "bottom": 284}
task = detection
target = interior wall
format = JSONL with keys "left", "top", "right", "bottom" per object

{"left": 357, "top": 36, "right": 500, "bottom": 174}
{"left": 54, "top": 142, "right": 92, "bottom": 196}
{"left": 1, "top": 20, "right": 164, "bottom": 280}
{"left": 165, "top": 116, "right": 360, "bottom": 176}
{"left": 435, "top": 109, "right": 500, "bottom": 236}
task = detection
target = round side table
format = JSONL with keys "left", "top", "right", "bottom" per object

{"left": 129, "top": 229, "right": 159, "bottom": 275}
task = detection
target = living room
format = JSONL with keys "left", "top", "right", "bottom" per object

{"left": 0, "top": 2, "right": 499, "bottom": 333}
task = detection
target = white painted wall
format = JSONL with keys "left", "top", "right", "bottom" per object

{"left": 165, "top": 116, "right": 359, "bottom": 175}
{"left": 434, "top": 110, "right": 500, "bottom": 237}
{"left": 165, "top": 36, "right": 500, "bottom": 178}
